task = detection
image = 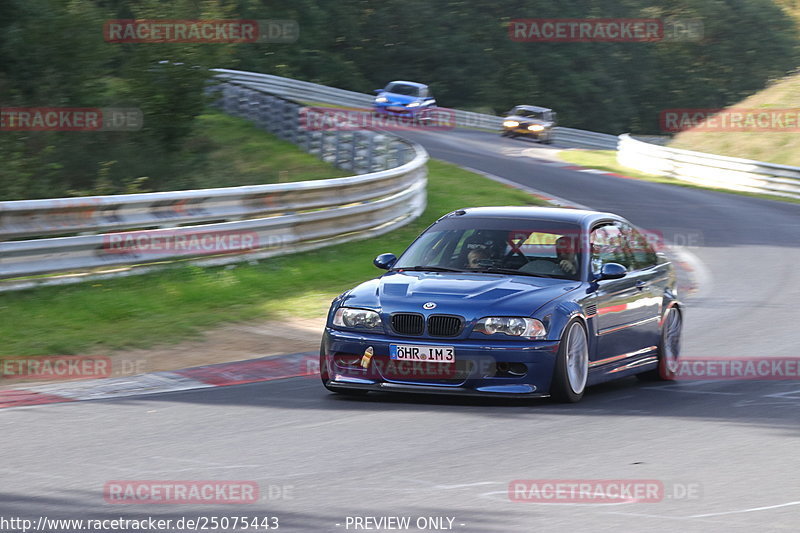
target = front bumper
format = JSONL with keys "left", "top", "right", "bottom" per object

{"left": 322, "top": 328, "right": 560, "bottom": 397}
{"left": 374, "top": 104, "right": 426, "bottom": 118}
{"left": 503, "top": 126, "right": 548, "bottom": 138}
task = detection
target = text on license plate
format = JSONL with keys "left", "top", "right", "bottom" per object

{"left": 389, "top": 344, "right": 455, "bottom": 363}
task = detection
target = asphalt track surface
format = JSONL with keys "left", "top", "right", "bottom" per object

{"left": 2, "top": 129, "right": 799, "bottom": 532}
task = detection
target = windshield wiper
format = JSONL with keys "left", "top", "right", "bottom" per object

{"left": 470, "top": 267, "right": 557, "bottom": 279}
{"left": 394, "top": 265, "right": 465, "bottom": 273}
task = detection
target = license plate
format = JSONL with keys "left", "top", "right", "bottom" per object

{"left": 389, "top": 344, "right": 455, "bottom": 363}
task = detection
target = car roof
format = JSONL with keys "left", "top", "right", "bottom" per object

{"left": 386, "top": 80, "right": 428, "bottom": 88}
{"left": 511, "top": 105, "right": 552, "bottom": 113}
{"left": 442, "top": 206, "right": 622, "bottom": 227}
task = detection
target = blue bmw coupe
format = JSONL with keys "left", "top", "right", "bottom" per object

{"left": 321, "top": 207, "right": 683, "bottom": 402}
{"left": 373, "top": 81, "right": 437, "bottom": 119}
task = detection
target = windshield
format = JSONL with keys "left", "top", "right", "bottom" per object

{"left": 385, "top": 83, "right": 421, "bottom": 96}
{"left": 394, "top": 217, "right": 584, "bottom": 280}
{"left": 514, "top": 109, "right": 546, "bottom": 120}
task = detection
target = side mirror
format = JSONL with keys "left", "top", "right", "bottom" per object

{"left": 598, "top": 262, "right": 627, "bottom": 280}
{"left": 373, "top": 253, "right": 397, "bottom": 270}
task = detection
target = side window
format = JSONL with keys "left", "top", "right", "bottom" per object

{"left": 452, "top": 229, "right": 477, "bottom": 258}
{"left": 590, "top": 224, "right": 633, "bottom": 273}
{"left": 411, "top": 230, "right": 458, "bottom": 266}
{"left": 621, "top": 224, "right": 658, "bottom": 270}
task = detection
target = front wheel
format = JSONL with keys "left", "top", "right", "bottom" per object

{"left": 550, "top": 319, "right": 589, "bottom": 403}
{"left": 637, "top": 305, "right": 682, "bottom": 381}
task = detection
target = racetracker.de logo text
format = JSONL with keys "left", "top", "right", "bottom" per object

{"left": 103, "top": 481, "right": 259, "bottom": 504}
{"left": 0, "top": 108, "right": 142, "bottom": 131}
{"left": 509, "top": 18, "right": 702, "bottom": 42}
{"left": 103, "top": 19, "right": 298, "bottom": 43}
{"left": 661, "top": 108, "right": 800, "bottom": 132}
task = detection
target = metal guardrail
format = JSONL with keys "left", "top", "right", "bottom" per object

{"left": 212, "top": 69, "right": 619, "bottom": 150}
{"left": 617, "top": 134, "right": 800, "bottom": 200}
{"left": 0, "top": 84, "right": 428, "bottom": 288}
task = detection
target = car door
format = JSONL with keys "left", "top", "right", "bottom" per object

{"left": 620, "top": 223, "right": 666, "bottom": 349}
{"left": 590, "top": 222, "right": 657, "bottom": 363}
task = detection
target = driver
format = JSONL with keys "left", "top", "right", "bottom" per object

{"left": 466, "top": 248, "right": 491, "bottom": 268}
{"left": 555, "top": 236, "right": 577, "bottom": 275}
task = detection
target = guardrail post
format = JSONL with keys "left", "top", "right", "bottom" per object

{"left": 263, "top": 95, "right": 274, "bottom": 134}
{"left": 279, "top": 100, "right": 292, "bottom": 141}
{"left": 365, "top": 133, "right": 375, "bottom": 173}
{"left": 390, "top": 141, "right": 404, "bottom": 168}
{"left": 333, "top": 130, "right": 343, "bottom": 169}
{"left": 287, "top": 103, "right": 299, "bottom": 144}
{"left": 277, "top": 99, "right": 288, "bottom": 140}
{"left": 350, "top": 131, "right": 360, "bottom": 173}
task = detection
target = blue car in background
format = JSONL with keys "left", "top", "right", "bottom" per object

{"left": 373, "top": 81, "right": 437, "bottom": 119}
{"left": 321, "top": 207, "right": 683, "bottom": 403}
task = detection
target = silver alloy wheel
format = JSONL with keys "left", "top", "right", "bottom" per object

{"left": 663, "top": 307, "right": 682, "bottom": 373}
{"left": 566, "top": 322, "right": 589, "bottom": 394}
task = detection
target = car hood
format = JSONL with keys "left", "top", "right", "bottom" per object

{"left": 379, "top": 92, "right": 421, "bottom": 105}
{"left": 339, "top": 271, "right": 580, "bottom": 319}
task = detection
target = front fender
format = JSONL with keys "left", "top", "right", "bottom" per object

{"left": 537, "top": 300, "right": 587, "bottom": 342}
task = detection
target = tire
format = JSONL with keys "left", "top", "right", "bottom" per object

{"left": 550, "top": 319, "right": 589, "bottom": 403}
{"left": 542, "top": 133, "right": 554, "bottom": 145}
{"left": 319, "top": 346, "right": 369, "bottom": 396}
{"left": 637, "top": 305, "right": 682, "bottom": 381}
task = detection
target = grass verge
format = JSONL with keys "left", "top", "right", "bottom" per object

{"left": 669, "top": 71, "right": 800, "bottom": 166}
{"left": 187, "top": 110, "right": 347, "bottom": 188}
{"left": 0, "top": 160, "right": 546, "bottom": 356}
{"left": 557, "top": 149, "right": 800, "bottom": 205}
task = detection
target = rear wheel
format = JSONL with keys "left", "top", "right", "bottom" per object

{"left": 550, "top": 319, "right": 589, "bottom": 403}
{"left": 637, "top": 305, "right": 682, "bottom": 381}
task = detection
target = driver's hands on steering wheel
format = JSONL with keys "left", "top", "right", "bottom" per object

{"left": 559, "top": 259, "right": 576, "bottom": 274}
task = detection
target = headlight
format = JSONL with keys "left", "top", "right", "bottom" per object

{"left": 528, "top": 124, "right": 545, "bottom": 131}
{"left": 474, "top": 317, "right": 546, "bottom": 338}
{"left": 406, "top": 102, "right": 421, "bottom": 108}
{"left": 503, "top": 120, "right": 519, "bottom": 128}
{"left": 375, "top": 96, "right": 388, "bottom": 103}
{"left": 333, "top": 307, "right": 382, "bottom": 330}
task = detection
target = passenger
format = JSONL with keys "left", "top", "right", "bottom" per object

{"left": 555, "top": 236, "right": 577, "bottom": 275}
